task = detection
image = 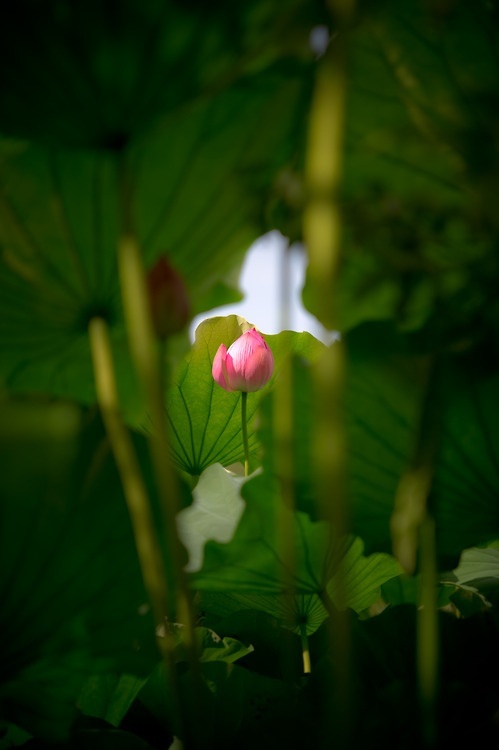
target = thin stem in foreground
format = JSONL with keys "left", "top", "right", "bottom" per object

{"left": 115, "top": 208, "right": 203, "bottom": 747}
{"left": 303, "top": 0, "right": 355, "bottom": 740}
{"left": 117, "top": 233, "right": 195, "bottom": 620}
{"left": 300, "top": 623, "right": 312, "bottom": 675}
{"left": 88, "top": 316, "right": 169, "bottom": 625}
{"left": 241, "top": 391, "right": 250, "bottom": 476}
{"left": 88, "top": 316, "right": 186, "bottom": 745}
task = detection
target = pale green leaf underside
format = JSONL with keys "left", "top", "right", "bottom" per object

{"left": 453, "top": 546, "right": 499, "bottom": 585}
{"left": 176, "top": 463, "right": 249, "bottom": 572}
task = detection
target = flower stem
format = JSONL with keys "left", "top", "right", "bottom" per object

{"left": 241, "top": 391, "right": 250, "bottom": 477}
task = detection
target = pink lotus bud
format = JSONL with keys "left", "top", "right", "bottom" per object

{"left": 212, "top": 328, "right": 274, "bottom": 393}
{"left": 147, "top": 256, "right": 191, "bottom": 339}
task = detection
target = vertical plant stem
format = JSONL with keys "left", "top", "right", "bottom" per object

{"left": 117, "top": 166, "right": 196, "bottom": 625}
{"left": 418, "top": 515, "right": 438, "bottom": 748}
{"left": 272, "top": 346, "right": 298, "bottom": 679}
{"left": 117, "top": 161, "right": 201, "bottom": 747}
{"left": 118, "top": 231, "right": 200, "bottom": 745}
{"left": 118, "top": 231, "right": 197, "bottom": 637}
{"left": 391, "top": 358, "right": 441, "bottom": 748}
{"left": 89, "top": 316, "right": 186, "bottom": 746}
{"left": 278, "top": 239, "right": 292, "bottom": 332}
{"left": 303, "top": 0, "right": 354, "bottom": 744}
{"left": 304, "top": 4, "right": 351, "bottom": 331}
{"left": 300, "top": 623, "right": 312, "bottom": 675}
{"left": 88, "top": 317, "right": 169, "bottom": 625}
{"left": 241, "top": 391, "right": 250, "bottom": 477}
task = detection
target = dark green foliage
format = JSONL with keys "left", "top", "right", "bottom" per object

{"left": 0, "top": 404, "right": 159, "bottom": 742}
{"left": 2, "top": 0, "right": 499, "bottom": 748}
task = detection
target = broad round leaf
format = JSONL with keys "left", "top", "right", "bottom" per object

{"left": 188, "top": 470, "right": 402, "bottom": 634}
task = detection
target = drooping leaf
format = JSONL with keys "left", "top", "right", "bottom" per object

{"left": 176, "top": 463, "right": 249, "bottom": 572}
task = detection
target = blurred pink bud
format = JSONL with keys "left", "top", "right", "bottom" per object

{"left": 212, "top": 328, "right": 274, "bottom": 393}
{"left": 147, "top": 256, "right": 190, "bottom": 339}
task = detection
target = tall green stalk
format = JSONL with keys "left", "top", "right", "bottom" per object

{"left": 392, "top": 358, "right": 440, "bottom": 748}
{"left": 117, "top": 159, "right": 201, "bottom": 747}
{"left": 241, "top": 391, "right": 250, "bottom": 477}
{"left": 300, "top": 623, "right": 312, "bottom": 675}
{"left": 88, "top": 316, "right": 185, "bottom": 742}
{"left": 272, "top": 352, "right": 300, "bottom": 673}
{"left": 418, "top": 515, "right": 439, "bottom": 748}
{"left": 303, "top": 0, "right": 355, "bottom": 741}
{"left": 88, "top": 316, "right": 169, "bottom": 627}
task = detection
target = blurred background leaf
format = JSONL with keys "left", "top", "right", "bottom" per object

{"left": 303, "top": 0, "right": 499, "bottom": 345}
{"left": 0, "top": 64, "right": 311, "bottom": 418}
{"left": 0, "top": 401, "right": 160, "bottom": 740}
{"left": 257, "top": 325, "right": 499, "bottom": 567}
{"left": 0, "top": 0, "right": 326, "bottom": 148}
{"left": 344, "top": 328, "right": 499, "bottom": 562}
{"left": 0, "top": 0, "right": 327, "bottom": 418}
